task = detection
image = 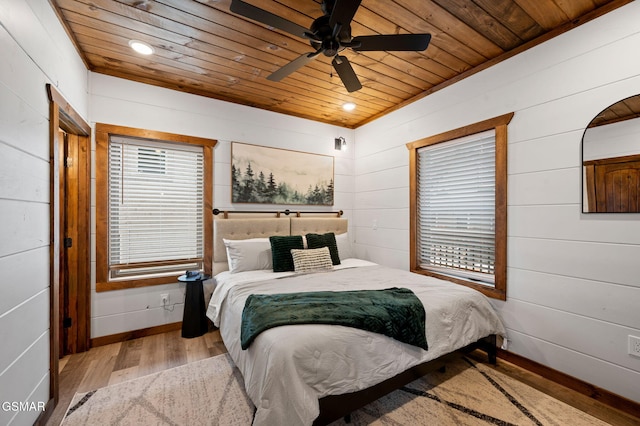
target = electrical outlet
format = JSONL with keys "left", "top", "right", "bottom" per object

{"left": 501, "top": 338, "right": 508, "bottom": 350}
{"left": 629, "top": 335, "right": 640, "bottom": 358}
{"left": 160, "top": 293, "right": 169, "bottom": 306}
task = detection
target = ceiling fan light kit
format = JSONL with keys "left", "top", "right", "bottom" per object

{"left": 229, "top": 0, "right": 431, "bottom": 93}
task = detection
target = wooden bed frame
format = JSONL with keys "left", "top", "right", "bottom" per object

{"left": 212, "top": 212, "right": 499, "bottom": 425}
{"left": 314, "top": 335, "right": 497, "bottom": 425}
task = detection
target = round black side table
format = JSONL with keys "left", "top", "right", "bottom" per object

{"left": 177, "top": 273, "right": 210, "bottom": 338}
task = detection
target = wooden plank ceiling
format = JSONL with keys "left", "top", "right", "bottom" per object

{"left": 52, "top": 0, "right": 631, "bottom": 128}
{"left": 588, "top": 94, "right": 640, "bottom": 128}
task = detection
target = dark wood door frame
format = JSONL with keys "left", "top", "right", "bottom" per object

{"left": 45, "top": 84, "right": 91, "bottom": 418}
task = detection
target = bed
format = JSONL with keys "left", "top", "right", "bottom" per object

{"left": 206, "top": 214, "right": 506, "bottom": 425}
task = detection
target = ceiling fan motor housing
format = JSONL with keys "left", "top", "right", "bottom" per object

{"left": 309, "top": 15, "right": 352, "bottom": 56}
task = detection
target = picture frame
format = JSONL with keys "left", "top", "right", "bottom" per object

{"left": 231, "top": 142, "right": 334, "bottom": 205}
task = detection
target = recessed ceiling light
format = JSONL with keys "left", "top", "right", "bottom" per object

{"left": 128, "top": 40, "right": 154, "bottom": 55}
{"left": 342, "top": 102, "right": 356, "bottom": 111}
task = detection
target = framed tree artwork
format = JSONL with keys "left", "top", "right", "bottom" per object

{"left": 231, "top": 142, "right": 334, "bottom": 205}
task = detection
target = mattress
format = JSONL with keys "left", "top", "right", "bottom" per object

{"left": 206, "top": 259, "right": 506, "bottom": 425}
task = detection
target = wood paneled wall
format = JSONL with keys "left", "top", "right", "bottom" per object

{"left": 0, "top": 1, "right": 88, "bottom": 425}
{"left": 87, "top": 72, "right": 355, "bottom": 338}
{"left": 4, "top": 1, "right": 639, "bottom": 420}
{"left": 353, "top": 1, "right": 640, "bottom": 405}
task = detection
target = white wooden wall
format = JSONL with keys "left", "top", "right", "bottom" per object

{"left": 88, "top": 73, "right": 355, "bottom": 338}
{"left": 583, "top": 117, "right": 640, "bottom": 161}
{"left": 3, "top": 1, "right": 639, "bottom": 420}
{"left": 0, "top": 1, "right": 88, "bottom": 424}
{"left": 353, "top": 1, "right": 640, "bottom": 403}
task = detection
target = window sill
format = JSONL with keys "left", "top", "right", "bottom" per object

{"left": 96, "top": 275, "right": 182, "bottom": 292}
{"left": 410, "top": 268, "right": 506, "bottom": 300}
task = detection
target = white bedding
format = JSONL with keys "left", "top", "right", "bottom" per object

{"left": 206, "top": 259, "right": 506, "bottom": 426}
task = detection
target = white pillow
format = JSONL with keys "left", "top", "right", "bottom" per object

{"left": 223, "top": 238, "right": 272, "bottom": 273}
{"left": 335, "top": 232, "right": 355, "bottom": 260}
{"left": 291, "top": 247, "right": 333, "bottom": 273}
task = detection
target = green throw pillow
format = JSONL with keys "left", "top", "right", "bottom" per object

{"left": 269, "top": 235, "right": 304, "bottom": 272}
{"left": 306, "top": 232, "right": 340, "bottom": 265}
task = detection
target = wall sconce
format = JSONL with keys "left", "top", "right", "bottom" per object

{"left": 335, "top": 137, "right": 347, "bottom": 151}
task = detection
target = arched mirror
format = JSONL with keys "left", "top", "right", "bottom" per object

{"left": 582, "top": 94, "right": 640, "bottom": 213}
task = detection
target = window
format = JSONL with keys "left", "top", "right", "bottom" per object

{"left": 407, "top": 113, "right": 513, "bottom": 300}
{"left": 96, "top": 124, "right": 216, "bottom": 291}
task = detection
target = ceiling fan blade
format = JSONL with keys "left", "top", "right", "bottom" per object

{"left": 230, "top": 0, "right": 309, "bottom": 39}
{"left": 267, "top": 53, "right": 318, "bottom": 82}
{"left": 303, "top": 31, "right": 322, "bottom": 42}
{"left": 328, "top": 0, "right": 362, "bottom": 29}
{"left": 352, "top": 34, "right": 431, "bottom": 51}
{"left": 332, "top": 55, "right": 362, "bottom": 93}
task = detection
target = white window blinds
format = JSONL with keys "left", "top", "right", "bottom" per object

{"left": 108, "top": 136, "right": 204, "bottom": 280}
{"left": 417, "top": 130, "right": 496, "bottom": 284}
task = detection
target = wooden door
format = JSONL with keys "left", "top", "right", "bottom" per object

{"left": 58, "top": 129, "right": 67, "bottom": 356}
{"left": 595, "top": 159, "right": 640, "bottom": 212}
{"left": 584, "top": 154, "right": 640, "bottom": 213}
{"left": 58, "top": 129, "right": 91, "bottom": 356}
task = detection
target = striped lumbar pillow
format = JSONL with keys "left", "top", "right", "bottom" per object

{"left": 291, "top": 247, "right": 334, "bottom": 273}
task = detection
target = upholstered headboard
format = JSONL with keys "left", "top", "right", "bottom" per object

{"left": 213, "top": 216, "right": 348, "bottom": 275}
{"left": 290, "top": 217, "right": 348, "bottom": 236}
{"left": 213, "top": 218, "right": 290, "bottom": 274}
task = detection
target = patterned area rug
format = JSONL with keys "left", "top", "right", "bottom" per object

{"left": 61, "top": 354, "right": 253, "bottom": 426}
{"left": 331, "top": 356, "right": 609, "bottom": 426}
{"left": 62, "top": 353, "right": 607, "bottom": 426}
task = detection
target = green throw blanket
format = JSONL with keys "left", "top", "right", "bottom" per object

{"left": 240, "top": 287, "right": 428, "bottom": 350}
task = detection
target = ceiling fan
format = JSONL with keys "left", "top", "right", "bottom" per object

{"left": 230, "top": 0, "right": 431, "bottom": 92}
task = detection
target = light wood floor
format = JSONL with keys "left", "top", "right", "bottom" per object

{"left": 46, "top": 329, "right": 639, "bottom": 426}
{"left": 46, "top": 328, "right": 227, "bottom": 426}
